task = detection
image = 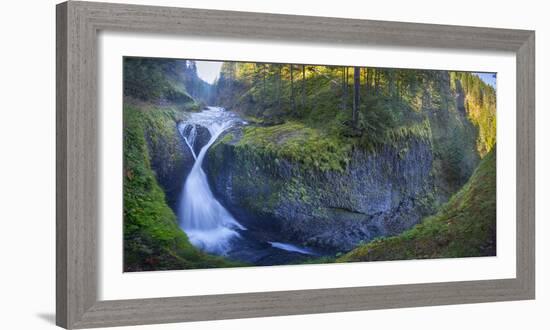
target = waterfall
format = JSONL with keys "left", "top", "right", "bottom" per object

{"left": 177, "top": 107, "right": 245, "bottom": 254}
{"left": 178, "top": 124, "right": 198, "bottom": 160}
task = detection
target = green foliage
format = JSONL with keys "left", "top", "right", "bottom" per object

{"left": 123, "top": 104, "right": 243, "bottom": 271}
{"left": 214, "top": 64, "right": 455, "bottom": 173}
{"left": 123, "top": 57, "right": 211, "bottom": 106}
{"left": 337, "top": 147, "right": 496, "bottom": 262}
{"left": 213, "top": 64, "right": 486, "bottom": 154}
{"left": 451, "top": 72, "right": 497, "bottom": 156}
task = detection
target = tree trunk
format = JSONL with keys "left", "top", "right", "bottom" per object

{"left": 389, "top": 70, "right": 396, "bottom": 97}
{"left": 343, "top": 67, "right": 349, "bottom": 111}
{"left": 375, "top": 69, "right": 381, "bottom": 93}
{"left": 277, "top": 64, "right": 282, "bottom": 112}
{"left": 262, "top": 64, "right": 267, "bottom": 110}
{"left": 290, "top": 64, "right": 295, "bottom": 113}
{"left": 365, "top": 67, "right": 370, "bottom": 93}
{"left": 341, "top": 67, "right": 346, "bottom": 111}
{"left": 302, "top": 65, "right": 306, "bottom": 111}
{"left": 353, "top": 67, "right": 360, "bottom": 126}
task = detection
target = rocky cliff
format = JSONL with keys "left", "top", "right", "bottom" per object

{"left": 206, "top": 126, "right": 435, "bottom": 251}
{"left": 338, "top": 147, "right": 496, "bottom": 262}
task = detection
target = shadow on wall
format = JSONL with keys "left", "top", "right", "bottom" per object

{"left": 36, "top": 313, "right": 55, "bottom": 325}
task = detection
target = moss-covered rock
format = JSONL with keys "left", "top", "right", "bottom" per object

{"left": 133, "top": 103, "right": 190, "bottom": 211}
{"left": 206, "top": 123, "right": 436, "bottom": 251}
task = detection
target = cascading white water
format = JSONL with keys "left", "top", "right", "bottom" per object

{"left": 179, "top": 124, "right": 198, "bottom": 160}
{"left": 178, "top": 107, "right": 245, "bottom": 254}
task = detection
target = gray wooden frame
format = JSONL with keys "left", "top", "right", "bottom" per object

{"left": 56, "top": 1, "right": 535, "bottom": 328}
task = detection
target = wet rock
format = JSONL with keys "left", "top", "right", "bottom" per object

{"left": 178, "top": 123, "right": 212, "bottom": 157}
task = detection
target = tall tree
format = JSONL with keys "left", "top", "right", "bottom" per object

{"left": 341, "top": 67, "right": 346, "bottom": 111}
{"left": 277, "top": 64, "right": 282, "bottom": 113}
{"left": 375, "top": 68, "right": 381, "bottom": 93}
{"left": 227, "top": 62, "right": 235, "bottom": 90}
{"left": 365, "top": 67, "right": 370, "bottom": 94}
{"left": 263, "top": 63, "right": 267, "bottom": 108}
{"left": 290, "top": 64, "right": 295, "bottom": 113}
{"left": 353, "top": 67, "right": 360, "bottom": 126}
{"left": 342, "top": 67, "right": 349, "bottom": 111}
{"left": 302, "top": 65, "right": 306, "bottom": 111}
{"left": 388, "top": 69, "right": 396, "bottom": 97}
{"left": 187, "top": 60, "right": 198, "bottom": 98}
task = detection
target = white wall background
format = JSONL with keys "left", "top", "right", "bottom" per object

{"left": 0, "top": 0, "right": 547, "bottom": 329}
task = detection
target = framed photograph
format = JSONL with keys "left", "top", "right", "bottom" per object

{"left": 56, "top": 1, "right": 535, "bottom": 328}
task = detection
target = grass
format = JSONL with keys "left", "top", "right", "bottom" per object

{"left": 336, "top": 147, "right": 496, "bottom": 262}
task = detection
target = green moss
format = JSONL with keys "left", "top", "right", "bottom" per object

{"left": 218, "top": 132, "right": 235, "bottom": 145}
{"left": 230, "top": 115, "right": 432, "bottom": 174}
{"left": 388, "top": 119, "right": 432, "bottom": 145}
{"left": 235, "top": 122, "right": 352, "bottom": 172}
{"left": 123, "top": 104, "right": 244, "bottom": 271}
{"left": 337, "top": 147, "right": 496, "bottom": 262}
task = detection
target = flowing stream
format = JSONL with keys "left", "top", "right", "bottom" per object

{"left": 178, "top": 106, "right": 318, "bottom": 265}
